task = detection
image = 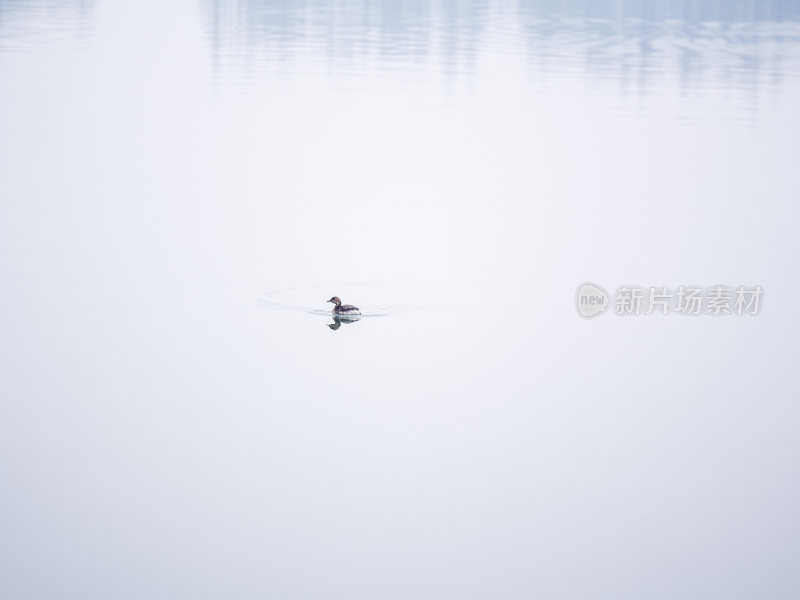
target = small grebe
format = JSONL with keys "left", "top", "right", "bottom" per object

{"left": 327, "top": 296, "right": 361, "bottom": 316}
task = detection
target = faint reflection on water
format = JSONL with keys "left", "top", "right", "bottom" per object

{"left": 199, "top": 0, "right": 800, "bottom": 107}
{"left": 3, "top": 0, "right": 798, "bottom": 112}
{"left": 0, "top": 0, "right": 93, "bottom": 50}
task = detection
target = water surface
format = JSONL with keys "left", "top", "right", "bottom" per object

{"left": 1, "top": 1, "right": 799, "bottom": 598}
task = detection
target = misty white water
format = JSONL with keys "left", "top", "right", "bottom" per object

{"left": 1, "top": 1, "right": 799, "bottom": 598}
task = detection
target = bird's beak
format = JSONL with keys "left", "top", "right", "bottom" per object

{"left": 326, "top": 299, "right": 332, "bottom": 303}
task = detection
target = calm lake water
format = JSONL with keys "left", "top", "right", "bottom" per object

{"left": 1, "top": 1, "right": 799, "bottom": 598}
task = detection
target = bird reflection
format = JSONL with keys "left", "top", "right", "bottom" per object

{"left": 328, "top": 315, "right": 361, "bottom": 330}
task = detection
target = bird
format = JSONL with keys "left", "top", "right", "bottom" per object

{"left": 327, "top": 296, "right": 361, "bottom": 316}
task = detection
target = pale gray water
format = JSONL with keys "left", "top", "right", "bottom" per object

{"left": 1, "top": 1, "right": 800, "bottom": 598}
